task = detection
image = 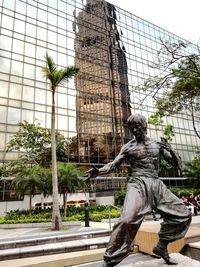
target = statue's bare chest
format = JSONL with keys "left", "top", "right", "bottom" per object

{"left": 127, "top": 141, "right": 160, "bottom": 161}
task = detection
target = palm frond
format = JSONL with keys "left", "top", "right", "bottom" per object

{"left": 42, "top": 53, "right": 57, "bottom": 84}
{"left": 56, "top": 67, "right": 79, "bottom": 86}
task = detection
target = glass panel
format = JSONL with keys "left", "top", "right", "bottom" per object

{"left": 23, "top": 86, "right": 34, "bottom": 102}
{"left": 58, "top": 115, "right": 68, "bottom": 131}
{"left": 0, "top": 81, "right": 9, "bottom": 97}
{"left": 0, "top": 133, "right": 5, "bottom": 150}
{"left": 11, "top": 60, "right": 23, "bottom": 77}
{"left": 12, "top": 39, "right": 24, "bottom": 54}
{"left": 38, "top": 9, "right": 47, "bottom": 22}
{"left": 2, "top": 15, "right": 14, "bottom": 30}
{"left": 7, "top": 107, "right": 21, "bottom": 124}
{"left": 22, "top": 109, "right": 33, "bottom": 123}
{"left": 1, "top": 58, "right": 11, "bottom": 73}
{"left": 26, "top": 23, "right": 36, "bottom": 38}
{"left": 37, "top": 27, "right": 47, "bottom": 41}
{"left": 25, "top": 42, "right": 36, "bottom": 57}
{"left": 35, "top": 112, "right": 45, "bottom": 126}
{"left": 0, "top": 35, "right": 12, "bottom": 51}
{"left": 58, "top": 93, "right": 67, "bottom": 108}
{"left": 3, "top": 0, "right": 15, "bottom": 9}
{"left": 16, "top": 0, "right": 26, "bottom": 15}
{"left": 14, "top": 19, "right": 25, "bottom": 34}
{"left": 68, "top": 116, "right": 76, "bottom": 132}
{"left": 23, "top": 63, "right": 35, "bottom": 79}
{"left": 27, "top": 5, "right": 37, "bottom": 19}
{"left": 35, "top": 89, "right": 46, "bottom": 104}
{"left": 9, "top": 83, "right": 22, "bottom": 100}
{"left": 0, "top": 106, "right": 7, "bottom": 123}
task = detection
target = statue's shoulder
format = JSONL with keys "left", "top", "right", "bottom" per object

{"left": 120, "top": 139, "right": 135, "bottom": 153}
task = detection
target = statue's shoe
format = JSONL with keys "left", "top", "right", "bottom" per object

{"left": 152, "top": 246, "right": 178, "bottom": 265}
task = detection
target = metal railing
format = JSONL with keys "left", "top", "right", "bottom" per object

{"left": 107, "top": 204, "right": 121, "bottom": 231}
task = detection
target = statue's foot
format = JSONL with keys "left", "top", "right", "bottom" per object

{"left": 152, "top": 246, "right": 178, "bottom": 265}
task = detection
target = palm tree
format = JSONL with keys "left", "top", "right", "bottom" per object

{"left": 42, "top": 53, "right": 79, "bottom": 230}
{"left": 58, "top": 162, "right": 84, "bottom": 217}
{"left": 11, "top": 164, "right": 42, "bottom": 215}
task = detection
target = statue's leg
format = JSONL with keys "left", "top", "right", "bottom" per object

{"left": 153, "top": 179, "right": 192, "bottom": 265}
{"left": 102, "top": 183, "right": 148, "bottom": 267}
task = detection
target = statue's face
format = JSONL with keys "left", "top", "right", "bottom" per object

{"left": 129, "top": 122, "right": 146, "bottom": 140}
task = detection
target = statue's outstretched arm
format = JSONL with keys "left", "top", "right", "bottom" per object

{"left": 84, "top": 145, "right": 127, "bottom": 181}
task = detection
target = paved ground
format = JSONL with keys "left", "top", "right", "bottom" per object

{"left": 0, "top": 214, "right": 200, "bottom": 241}
{"left": 73, "top": 253, "right": 200, "bottom": 267}
{"left": 0, "top": 215, "right": 199, "bottom": 267}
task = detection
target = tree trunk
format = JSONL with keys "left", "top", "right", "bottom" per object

{"left": 51, "top": 89, "right": 62, "bottom": 230}
{"left": 29, "top": 194, "right": 32, "bottom": 216}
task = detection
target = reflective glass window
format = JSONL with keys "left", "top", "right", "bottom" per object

{"left": 0, "top": 35, "right": 12, "bottom": 50}
{"left": 26, "top": 23, "right": 36, "bottom": 38}
{"left": 22, "top": 86, "right": 34, "bottom": 102}
{"left": 0, "top": 81, "right": 9, "bottom": 98}
{"left": 14, "top": 19, "right": 25, "bottom": 34}
{"left": 23, "top": 63, "right": 35, "bottom": 79}
{"left": 27, "top": 5, "right": 37, "bottom": 19}
{"left": 22, "top": 109, "right": 33, "bottom": 123}
{"left": 2, "top": 15, "right": 14, "bottom": 30}
{"left": 25, "top": 42, "right": 36, "bottom": 57}
{"left": 7, "top": 107, "right": 21, "bottom": 124}
{"left": 12, "top": 39, "right": 24, "bottom": 54}
{"left": 35, "top": 89, "right": 46, "bottom": 104}
{"left": 16, "top": 0, "right": 26, "bottom": 15}
{"left": 1, "top": 58, "right": 11, "bottom": 73}
{"left": 11, "top": 60, "right": 23, "bottom": 77}
{"left": 58, "top": 115, "right": 68, "bottom": 131}
{"left": 9, "top": 83, "right": 22, "bottom": 100}
{"left": 38, "top": 9, "right": 47, "bottom": 22}
{"left": 3, "top": 0, "right": 15, "bottom": 9}
{"left": 0, "top": 133, "right": 6, "bottom": 150}
{"left": 37, "top": 27, "right": 47, "bottom": 41}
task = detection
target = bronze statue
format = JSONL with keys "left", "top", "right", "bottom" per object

{"left": 85, "top": 114, "right": 191, "bottom": 266}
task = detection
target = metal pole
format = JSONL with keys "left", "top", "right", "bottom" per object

{"left": 84, "top": 202, "right": 90, "bottom": 227}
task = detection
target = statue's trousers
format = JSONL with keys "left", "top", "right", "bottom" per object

{"left": 104, "top": 177, "right": 191, "bottom": 266}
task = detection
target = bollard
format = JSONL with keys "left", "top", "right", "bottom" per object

{"left": 84, "top": 202, "right": 90, "bottom": 227}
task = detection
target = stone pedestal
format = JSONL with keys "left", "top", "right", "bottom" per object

{"left": 122, "top": 253, "right": 200, "bottom": 267}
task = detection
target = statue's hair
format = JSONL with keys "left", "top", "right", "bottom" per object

{"left": 127, "top": 114, "right": 147, "bottom": 129}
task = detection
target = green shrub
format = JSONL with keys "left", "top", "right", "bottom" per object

{"left": 114, "top": 189, "right": 127, "bottom": 206}
{"left": 170, "top": 187, "right": 199, "bottom": 197}
{"left": 2, "top": 205, "right": 120, "bottom": 224}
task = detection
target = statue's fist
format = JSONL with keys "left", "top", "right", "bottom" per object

{"left": 83, "top": 166, "right": 99, "bottom": 181}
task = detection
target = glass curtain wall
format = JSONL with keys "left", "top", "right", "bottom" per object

{"left": 0, "top": 0, "right": 199, "bottom": 170}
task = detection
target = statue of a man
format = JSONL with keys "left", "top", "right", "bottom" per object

{"left": 85, "top": 114, "right": 191, "bottom": 266}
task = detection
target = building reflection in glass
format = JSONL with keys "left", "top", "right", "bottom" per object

{"left": 74, "top": 0, "right": 131, "bottom": 164}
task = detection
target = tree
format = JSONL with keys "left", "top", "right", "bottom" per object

{"left": 58, "top": 162, "right": 84, "bottom": 217}
{"left": 6, "top": 121, "right": 69, "bottom": 166}
{"left": 11, "top": 164, "right": 46, "bottom": 215}
{"left": 42, "top": 53, "right": 79, "bottom": 230}
{"left": 184, "top": 149, "right": 200, "bottom": 188}
{"left": 137, "top": 40, "right": 200, "bottom": 139}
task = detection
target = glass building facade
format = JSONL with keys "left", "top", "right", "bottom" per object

{"left": 0, "top": 0, "right": 199, "bottom": 169}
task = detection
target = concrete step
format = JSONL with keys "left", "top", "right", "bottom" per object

{"left": 72, "top": 253, "right": 200, "bottom": 267}
{"left": 72, "top": 253, "right": 155, "bottom": 267}
{"left": 0, "top": 248, "right": 106, "bottom": 267}
{"left": 0, "top": 235, "right": 110, "bottom": 261}
{"left": 0, "top": 229, "right": 110, "bottom": 249}
{"left": 182, "top": 241, "right": 200, "bottom": 262}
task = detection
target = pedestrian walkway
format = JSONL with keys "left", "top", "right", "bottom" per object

{"left": 0, "top": 215, "right": 199, "bottom": 267}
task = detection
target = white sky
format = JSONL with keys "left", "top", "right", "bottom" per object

{"left": 107, "top": 0, "right": 200, "bottom": 44}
